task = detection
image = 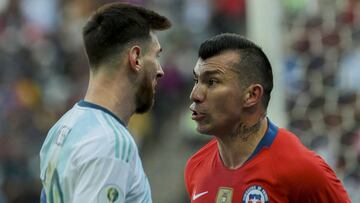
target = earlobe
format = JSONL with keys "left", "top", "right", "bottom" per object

{"left": 129, "top": 46, "right": 142, "bottom": 72}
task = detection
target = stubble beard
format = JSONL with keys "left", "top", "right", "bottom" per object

{"left": 135, "top": 73, "right": 154, "bottom": 114}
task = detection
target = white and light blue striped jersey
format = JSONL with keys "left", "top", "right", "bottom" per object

{"left": 39, "top": 100, "right": 152, "bottom": 203}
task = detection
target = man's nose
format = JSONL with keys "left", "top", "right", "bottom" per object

{"left": 156, "top": 64, "right": 164, "bottom": 79}
{"left": 190, "top": 84, "right": 205, "bottom": 103}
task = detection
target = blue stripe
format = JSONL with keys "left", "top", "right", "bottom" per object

{"left": 110, "top": 119, "right": 131, "bottom": 163}
{"left": 103, "top": 114, "right": 132, "bottom": 162}
{"left": 109, "top": 117, "right": 130, "bottom": 162}
{"left": 126, "top": 140, "right": 132, "bottom": 163}
{"left": 246, "top": 119, "right": 278, "bottom": 162}
{"left": 103, "top": 115, "right": 121, "bottom": 159}
{"left": 41, "top": 188, "right": 47, "bottom": 203}
{"left": 121, "top": 134, "right": 129, "bottom": 162}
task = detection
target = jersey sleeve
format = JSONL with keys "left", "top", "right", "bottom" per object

{"left": 290, "top": 154, "right": 351, "bottom": 203}
{"left": 274, "top": 130, "right": 351, "bottom": 203}
{"left": 71, "top": 157, "right": 130, "bottom": 203}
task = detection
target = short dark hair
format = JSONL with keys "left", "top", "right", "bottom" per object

{"left": 198, "top": 33, "right": 273, "bottom": 108}
{"left": 82, "top": 3, "right": 171, "bottom": 69}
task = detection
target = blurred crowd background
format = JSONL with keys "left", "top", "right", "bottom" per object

{"left": 0, "top": 0, "right": 359, "bottom": 202}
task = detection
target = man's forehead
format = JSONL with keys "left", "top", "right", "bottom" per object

{"left": 150, "top": 32, "right": 159, "bottom": 42}
{"left": 149, "top": 31, "right": 161, "bottom": 48}
{"left": 195, "top": 60, "right": 225, "bottom": 71}
{"left": 194, "top": 51, "right": 239, "bottom": 74}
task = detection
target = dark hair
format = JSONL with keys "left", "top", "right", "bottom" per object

{"left": 82, "top": 3, "right": 171, "bottom": 69}
{"left": 198, "top": 33, "right": 273, "bottom": 108}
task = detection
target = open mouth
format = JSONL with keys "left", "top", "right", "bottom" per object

{"left": 191, "top": 111, "right": 205, "bottom": 121}
{"left": 190, "top": 105, "right": 206, "bottom": 121}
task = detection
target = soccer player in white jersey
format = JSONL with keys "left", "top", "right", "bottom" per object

{"left": 39, "top": 3, "right": 171, "bottom": 203}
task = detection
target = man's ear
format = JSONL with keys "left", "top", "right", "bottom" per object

{"left": 243, "top": 84, "right": 264, "bottom": 107}
{"left": 128, "top": 46, "right": 142, "bottom": 72}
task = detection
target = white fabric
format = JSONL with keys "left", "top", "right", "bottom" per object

{"left": 40, "top": 102, "right": 152, "bottom": 203}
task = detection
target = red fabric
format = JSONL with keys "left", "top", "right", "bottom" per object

{"left": 215, "top": 0, "right": 246, "bottom": 17}
{"left": 185, "top": 128, "right": 351, "bottom": 203}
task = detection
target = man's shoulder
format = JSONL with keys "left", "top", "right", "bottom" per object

{"left": 271, "top": 128, "right": 309, "bottom": 154}
{"left": 69, "top": 120, "right": 136, "bottom": 166}
{"left": 50, "top": 105, "right": 136, "bottom": 167}
{"left": 185, "top": 139, "right": 217, "bottom": 172}
{"left": 271, "top": 129, "right": 340, "bottom": 185}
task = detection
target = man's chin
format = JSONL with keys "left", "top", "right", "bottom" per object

{"left": 135, "top": 107, "right": 150, "bottom": 114}
{"left": 196, "top": 126, "right": 210, "bottom": 135}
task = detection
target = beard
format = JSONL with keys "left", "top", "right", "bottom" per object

{"left": 135, "top": 73, "right": 154, "bottom": 114}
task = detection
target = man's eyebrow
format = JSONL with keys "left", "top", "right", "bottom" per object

{"left": 193, "top": 69, "right": 225, "bottom": 77}
{"left": 199, "top": 69, "right": 224, "bottom": 77}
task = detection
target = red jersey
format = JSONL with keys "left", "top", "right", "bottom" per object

{"left": 185, "top": 121, "right": 351, "bottom": 203}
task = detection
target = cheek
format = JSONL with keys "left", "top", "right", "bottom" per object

{"left": 148, "top": 57, "right": 158, "bottom": 69}
{"left": 144, "top": 60, "right": 157, "bottom": 77}
{"left": 212, "top": 92, "right": 242, "bottom": 119}
{"left": 150, "top": 62, "right": 158, "bottom": 77}
{"left": 214, "top": 98, "right": 238, "bottom": 115}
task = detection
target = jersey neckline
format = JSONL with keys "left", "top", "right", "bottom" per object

{"left": 246, "top": 119, "right": 278, "bottom": 161}
{"left": 216, "top": 119, "right": 279, "bottom": 170}
{"left": 77, "top": 100, "right": 127, "bottom": 127}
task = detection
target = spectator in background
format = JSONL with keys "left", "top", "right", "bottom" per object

{"left": 211, "top": 0, "right": 246, "bottom": 33}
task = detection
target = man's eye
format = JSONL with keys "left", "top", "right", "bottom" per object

{"left": 208, "top": 79, "right": 217, "bottom": 86}
{"left": 193, "top": 78, "right": 198, "bottom": 84}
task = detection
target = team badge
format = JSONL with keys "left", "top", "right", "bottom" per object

{"left": 216, "top": 187, "right": 233, "bottom": 203}
{"left": 98, "top": 184, "right": 123, "bottom": 203}
{"left": 242, "top": 185, "right": 269, "bottom": 203}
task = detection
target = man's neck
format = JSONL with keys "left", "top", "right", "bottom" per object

{"left": 84, "top": 72, "right": 135, "bottom": 125}
{"left": 216, "top": 117, "right": 268, "bottom": 169}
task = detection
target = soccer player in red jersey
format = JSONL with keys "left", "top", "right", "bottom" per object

{"left": 185, "top": 33, "right": 351, "bottom": 203}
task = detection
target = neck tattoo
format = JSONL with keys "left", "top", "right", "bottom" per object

{"left": 234, "top": 120, "right": 261, "bottom": 141}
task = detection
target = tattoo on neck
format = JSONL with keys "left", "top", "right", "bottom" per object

{"left": 234, "top": 121, "right": 261, "bottom": 141}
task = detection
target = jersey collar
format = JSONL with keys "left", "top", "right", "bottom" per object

{"left": 77, "top": 100, "right": 127, "bottom": 127}
{"left": 246, "top": 119, "right": 278, "bottom": 162}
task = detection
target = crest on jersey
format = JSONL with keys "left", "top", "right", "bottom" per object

{"left": 242, "top": 185, "right": 269, "bottom": 203}
{"left": 216, "top": 187, "right": 233, "bottom": 203}
{"left": 98, "top": 184, "right": 123, "bottom": 203}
